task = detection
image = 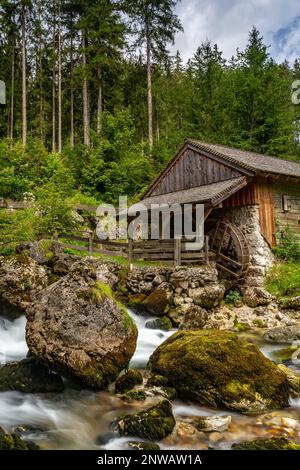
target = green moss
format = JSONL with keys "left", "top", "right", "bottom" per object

{"left": 127, "top": 293, "right": 147, "bottom": 308}
{"left": 124, "top": 389, "right": 146, "bottom": 401}
{"left": 117, "top": 301, "right": 136, "bottom": 331}
{"left": 117, "top": 400, "right": 175, "bottom": 441}
{"left": 148, "top": 330, "right": 290, "bottom": 412}
{"left": 252, "top": 319, "right": 265, "bottom": 328}
{"left": 142, "top": 289, "right": 170, "bottom": 316}
{"left": 162, "top": 387, "right": 177, "bottom": 400}
{"left": 115, "top": 369, "right": 143, "bottom": 393}
{"left": 233, "top": 316, "right": 250, "bottom": 332}
{"left": 0, "top": 432, "right": 39, "bottom": 450}
{"left": 232, "top": 437, "right": 300, "bottom": 450}
{"left": 147, "top": 374, "right": 169, "bottom": 387}
{"left": 270, "top": 346, "right": 300, "bottom": 363}
{"left": 128, "top": 441, "right": 160, "bottom": 450}
{"left": 76, "top": 281, "right": 113, "bottom": 304}
{"left": 146, "top": 316, "right": 173, "bottom": 331}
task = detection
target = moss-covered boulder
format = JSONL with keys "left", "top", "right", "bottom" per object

{"left": 117, "top": 400, "right": 175, "bottom": 440}
{"left": 232, "top": 437, "right": 300, "bottom": 450}
{"left": 148, "top": 330, "right": 289, "bottom": 412}
{"left": 0, "top": 358, "right": 64, "bottom": 393}
{"left": 142, "top": 289, "right": 172, "bottom": 316}
{"left": 147, "top": 374, "right": 169, "bottom": 387}
{"left": 115, "top": 369, "right": 143, "bottom": 393}
{"left": 123, "top": 389, "right": 146, "bottom": 401}
{"left": 145, "top": 316, "right": 173, "bottom": 331}
{"left": 128, "top": 441, "right": 160, "bottom": 450}
{"left": 0, "top": 427, "right": 39, "bottom": 450}
{"left": 278, "top": 364, "right": 300, "bottom": 398}
{"left": 26, "top": 259, "right": 137, "bottom": 389}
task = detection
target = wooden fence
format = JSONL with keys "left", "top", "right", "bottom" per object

{"left": 54, "top": 231, "right": 212, "bottom": 267}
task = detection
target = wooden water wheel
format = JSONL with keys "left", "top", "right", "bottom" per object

{"left": 210, "top": 219, "right": 250, "bottom": 285}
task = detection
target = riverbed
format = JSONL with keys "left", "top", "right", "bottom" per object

{"left": 0, "top": 310, "right": 300, "bottom": 450}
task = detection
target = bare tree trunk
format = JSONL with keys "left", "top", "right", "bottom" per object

{"left": 146, "top": 23, "right": 153, "bottom": 151}
{"left": 96, "top": 68, "right": 102, "bottom": 134}
{"left": 52, "top": 15, "right": 56, "bottom": 153}
{"left": 21, "top": 5, "right": 27, "bottom": 146}
{"left": 57, "top": 0, "right": 62, "bottom": 152}
{"left": 70, "top": 32, "right": 74, "bottom": 148}
{"left": 82, "top": 32, "right": 90, "bottom": 146}
{"left": 10, "top": 39, "right": 15, "bottom": 143}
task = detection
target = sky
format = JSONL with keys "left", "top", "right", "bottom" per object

{"left": 171, "top": 0, "right": 300, "bottom": 64}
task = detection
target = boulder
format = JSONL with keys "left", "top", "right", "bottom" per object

{"left": 123, "top": 390, "right": 146, "bottom": 401}
{"left": 278, "top": 364, "right": 300, "bottom": 398}
{"left": 142, "top": 289, "right": 172, "bottom": 316}
{"left": 188, "top": 285, "right": 225, "bottom": 309}
{"left": 115, "top": 369, "right": 143, "bottom": 394}
{"left": 0, "top": 358, "right": 64, "bottom": 393}
{"left": 145, "top": 316, "right": 173, "bottom": 331}
{"left": 232, "top": 436, "right": 300, "bottom": 450}
{"left": 243, "top": 287, "right": 274, "bottom": 308}
{"left": 264, "top": 326, "right": 300, "bottom": 344}
{"left": 148, "top": 330, "right": 289, "bottom": 412}
{"left": 16, "top": 239, "right": 62, "bottom": 266}
{"left": 117, "top": 400, "right": 175, "bottom": 440}
{"left": 0, "top": 255, "right": 47, "bottom": 310}
{"left": 26, "top": 259, "right": 137, "bottom": 389}
{"left": 169, "top": 267, "right": 218, "bottom": 287}
{"left": 180, "top": 305, "right": 208, "bottom": 330}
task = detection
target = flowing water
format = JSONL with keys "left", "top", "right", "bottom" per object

{"left": 0, "top": 308, "right": 300, "bottom": 450}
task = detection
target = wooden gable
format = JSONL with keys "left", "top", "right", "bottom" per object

{"left": 146, "top": 144, "right": 250, "bottom": 197}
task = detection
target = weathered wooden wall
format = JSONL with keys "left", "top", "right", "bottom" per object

{"left": 273, "top": 181, "right": 300, "bottom": 241}
{"left": 223, "top": 177, "right": 275, "bottom": 246}
{"left": 151, "top": 149, "right": 241, "bottom": 196}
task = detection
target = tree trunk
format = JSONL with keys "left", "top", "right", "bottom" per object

{"left": 10, "top": 38, "right": 15, "bottom": 143}
{"left": 57, "top": 0, "right": 62, "bottom": 152}
{"left": 96, "top": 68, "right": 102, "bottom": 134}
{"left": 70, "top": 32, "right": 74, "bottom": 148}
{"left": 21, "top": 5, "right": 27, "bottom": 146}
{"left": 146, "top": 22, "right": 153, "bottom": 151}
{"left": 52, "top": 12, "right": 56, "bottom": 153}
{"left": 82, "top": 32, "right": 90, "bottom": 146}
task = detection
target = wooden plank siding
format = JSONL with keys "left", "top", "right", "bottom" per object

{"left": 223, "top": 177, "right": 275, "bottom": 247}
{"left": 151, "top": 149, "right": 241, "bottom": 196}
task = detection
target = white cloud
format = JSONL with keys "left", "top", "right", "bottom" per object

{"left": 170, "top": 0, "right": 300, "bottom": 63}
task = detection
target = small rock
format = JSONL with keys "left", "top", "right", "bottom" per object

{"left": 115, "top": 369, "right": 143, "bottom": 394}
{"left": 264, "top": 326, "right": 300, "bottom": 344}
{"left": 192, "top": 415, "right": 231, "bottom": 432}
{"left": 117, "top": 400, "right": 175, "bottom": 440}
{"left": 243, "top": 287, "right": 274, "bottom": 308}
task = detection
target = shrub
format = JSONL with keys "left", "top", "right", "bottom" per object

{"left": 273, "top": 226, "right": 300, "bottom": 261}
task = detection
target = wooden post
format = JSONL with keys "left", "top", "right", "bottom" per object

{"left": 205, "top": 235, "right": 209, "bottom": 265}
{"left": 88, "top": 230, "right": 93, "bottom": 255}
{"left": 128, "top": 238, "right": 133, "bottom": 271}
{"left": 174, "top": 237, "right": 181, "bottom": 267}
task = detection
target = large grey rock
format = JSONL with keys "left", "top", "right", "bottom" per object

{"left": 0, "top": 255, "right": 47, "bottom": 310}
{"left": 26, "top": 259, "right": 137, "bottom": 389}
{"left": 264, "top": 326, "right": 300, "bottom": 344}
{"left": 188, "top": 285, "right": 225, "bottom": 309}
{"left": 243, "top": 287, "right": 274, "bottom": 308}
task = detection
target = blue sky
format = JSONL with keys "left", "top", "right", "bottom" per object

{"left": 171, "top": 0, "right": 300, "bottom": 63}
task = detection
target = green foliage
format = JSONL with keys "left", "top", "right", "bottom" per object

{"left": 224, "top": 290, "right": 243, "bottom": 305}
{"left": 273, "top": 226, "right": 300, "bottom": 261}
{"left": 265, "top": 262, "right": 300, "bottom": 299}
{"left": 0, "top": 209, "right": 37, "bottom": 255}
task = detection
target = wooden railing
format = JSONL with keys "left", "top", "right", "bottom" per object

{"left": 52, "top": 231, "right": 212, "bottom": 267}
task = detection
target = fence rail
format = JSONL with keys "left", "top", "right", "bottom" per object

{"left": 51, "top": 230, "right": 212, "bottom": 267}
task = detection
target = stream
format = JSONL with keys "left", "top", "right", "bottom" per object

{"left": 0, "top": 309, "right": 300, "bottom": 450}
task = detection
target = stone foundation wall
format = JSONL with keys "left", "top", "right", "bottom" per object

{"left": 218, "top": 205, "right": 274, "bottom": 286}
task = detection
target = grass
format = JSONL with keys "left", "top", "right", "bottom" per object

{"left": 265, "top": 261, "right": 300, "bottom": 299}
{"left": 63, "top": 247, "right": 167, "bottom": 267}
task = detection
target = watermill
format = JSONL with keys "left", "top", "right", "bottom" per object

{"left": 209, "top": 219, "right": 250, "bottom": 285}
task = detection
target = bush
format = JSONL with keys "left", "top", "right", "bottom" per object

{"left": 265, "top": 262, "right": 300, "bottom": 299}
{"left": 273, "top": 226, "right": 300, "bottom": 261}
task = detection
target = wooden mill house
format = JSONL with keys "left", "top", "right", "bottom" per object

{"left": 137, "top": 139, "right": 300, "bottom": 286}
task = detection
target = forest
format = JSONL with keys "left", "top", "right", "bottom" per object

{"left": 0, "top": 0, "right": 300, "bottom": 247}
